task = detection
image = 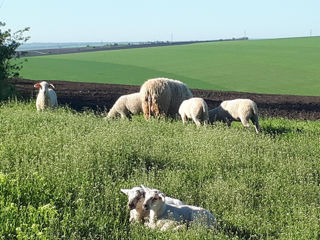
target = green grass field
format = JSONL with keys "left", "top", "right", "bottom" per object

{"left": 1, "top": 101, "right": 320, "bottom": 239}
{"left": 21, "top": 37, "right": 320, "bottom": 96}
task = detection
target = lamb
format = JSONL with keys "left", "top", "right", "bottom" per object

{"left": 178, "top": 97, "right": 209, "bottom": 127}
{"left": 120, "top": 185, "right": 183, "bottom": 223}
{"left": 209, "top": 98, "right": 260, "bottom": 133}
{"left": 106, "top": 92, "right": 142, "bottom": 119}
{"left": 139, "top": 77, "right": 193, "bottom": 120}
{"left": 120, "top": 187, "right": 147, "bottom": 223}
{"left": 142, "top": 186, "right": 216, "bottom": 231}
{"left": 34, "top": 81, "right": 58, "bottom": 111}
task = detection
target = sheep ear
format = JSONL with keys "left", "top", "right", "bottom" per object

{"left": 34, "top": 83, "right": 41, "bottom": 88}
{"left": 159, "top": 192, "right": 166, "bottom": 201}
{"left": 49, "top": 84, "right": 55, "bottom": 89}
{"left": 140, "top": 185, "right": 150, "bottom": 192}
{"left": 120, "top": 189, "right": 130, "bottom": 195}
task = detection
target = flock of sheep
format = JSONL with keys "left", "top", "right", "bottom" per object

{"left": 34, "top": 77, "right": 261, "bottom": 231}
{"left": 105, "top": 77, "right": 260, "bottom": 133}
{"left": 34, "top": 78, "right": 260, "bottom": 133}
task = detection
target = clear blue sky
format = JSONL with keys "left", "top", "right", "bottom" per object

{"left": 1, "top": 0, "right": 319, "bottom": 42}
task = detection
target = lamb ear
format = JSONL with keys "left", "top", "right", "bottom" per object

{"left": 140, "top": 184, "right": 150, "bottom": 192}
{"left": 159, "top": 192, "right": 166, "bottom": 201}
{"left": 34, "top": 83, "right": 41, "bottom": 88}
{"left": 120, "top": 189, "right": 130, "bottom": 195}
{"left": 49, "top": 84, "right": 55, "bottom": 89}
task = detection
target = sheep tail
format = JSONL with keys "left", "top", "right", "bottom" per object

{"left": 142, "top": 91, "right": 151, "bottom": 120}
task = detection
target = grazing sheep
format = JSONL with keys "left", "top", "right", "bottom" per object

{"left": 209, "top": 98, "right": 260, "bottom": 133}
{"left": 34, "top": 81, "right": 58, "bottom": 111}
{"left": 142, "top": 186, "right": 216, "bottom": 231}
{"left": 120, "top": 185, "right": 183, "bottom": 223}
{"left": 107, "top": 92, "right": 142, "bottom": 119}
{"left": 178, "top": 97, "right": 209, "bottom": 127}
{"left": 140, "top": 77, "right": 193, "bottom": 120}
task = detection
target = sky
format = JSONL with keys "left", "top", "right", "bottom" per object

{"left": 1, "top": 0, "right": 319, "bottom": 43}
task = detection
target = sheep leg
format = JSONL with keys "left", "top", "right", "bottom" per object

{"left": 251, "top": 116, "right": 260, "bottom": 133}
{"left": 193, "top": 118, "right": 201, "bottom": 127}
{"left": 181, "top": 114, "right": 187, "bottom": 124}
{"left": 191, "top": 112, "right": 201, "bottom": 127}
{"left": 240, "top": 117, "right": 250, "bottom": 130}
{"left": 225, "top": 119, "right": 232, "bottom": 127}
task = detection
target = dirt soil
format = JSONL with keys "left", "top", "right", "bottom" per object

{"left": 9, "top": 78, "right": 320, "bottom": 120}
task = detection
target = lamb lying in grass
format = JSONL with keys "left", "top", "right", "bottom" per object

{"left": 34, "top": 81, "right": 58, "bottom": 111}
{"left": 178, "top": 97, "right": 209, "bottom": 126}
{"left": 120, "top": 185, "right": 183, "bottom": 223}
{"left": 107, "top": 92, "right": 142, "bottom": 119}
{"left": 209, "top": 98, "right": 260, "bottom": 133}
{"left": 141, "top": 185, "right": 216, "bottom": 231}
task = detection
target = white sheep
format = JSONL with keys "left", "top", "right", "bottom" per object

{"left": 34, "top": 81, "right": 58, "bottom": 111}
{"left": 178, "top": 97, "right": 209, "bottom": 127}
{"left": 209, "top": 98, "right": 260, "bottom": 133}
{"left": 120, "top": 187, "right": 147, "bottom": 223}
{"left": 120, "top": 185, "right": 183, "bottom": 223}
{"left": 140, "top": 77, "right": 193, "bottom": 119}
{"left": 106, "top": 92, "right": 142, "bottom": 119}
{"left": 142, "top": 186, "right": 216, "bottom": 231}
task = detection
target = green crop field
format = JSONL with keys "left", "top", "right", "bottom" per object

{"left": 21, "top": 37, "right": 320, "bottom": 96}
{"left": 1, "top": 101, "right": 320, "bottom": 239}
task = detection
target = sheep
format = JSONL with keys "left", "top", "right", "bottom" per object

{"left": 34, "top": 81, "right": 58, "bottom": 111}
{"left": 178, "top": 97, "right": 209, "bottom": 127}
{"left": 120, "top": 187, "right": 147, "bottom": 223}
{"left": 142, "top": 186, "right": 216, "bottom": 231}
{"left": 209, "top": 98, "right": 260, "bottom": 133}
{"left": 139, "top": 77, "right": 193, "bottom": 120}
{"left": 120, "top": 185, "right": 183, "bottom": 223}
{"left": 106, "top": 92, "right": 142, "bottom": 119}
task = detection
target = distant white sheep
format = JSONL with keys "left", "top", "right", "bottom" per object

{"left": 140, "top": 78, "right": 193, "bottom": 119}
{"left": 209, "top": 98, "right": 260, "bottom": 133}
{"left": 107, "top": 92, "right": 142, "bottom": 119}
{"left": 178, "top": 97, "right": 209, "bottom": 127}
{"left": 34, "top": 81, "right": 58, "bottom": 111}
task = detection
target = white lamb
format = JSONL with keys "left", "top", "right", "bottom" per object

{"left": 142, "top": 186, "right": 216, "bottom": 231}
{"left": 120, "top": 185, "right": 183, "bottom": 223}
{"left": 178, "top": 97, "right": 209, "bottom": 127}
{"left": 107, "top": 92, "right": 142, "bottom": 119}
{"left": 209, "top": 98, "right": 260, "bottom": 133}
{"left": 34, "top": 81, "right": 58, "bottom": 111}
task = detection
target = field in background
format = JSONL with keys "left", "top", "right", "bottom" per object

{"left": 21, "top": 37, "right": 320, "bottom": 96}
{"left": 0, "top": 101, "right": 320, "bottom": 239}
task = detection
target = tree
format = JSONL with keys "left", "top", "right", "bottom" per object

{"left": 0, "top": 22, "right": 29, "bottom": 100}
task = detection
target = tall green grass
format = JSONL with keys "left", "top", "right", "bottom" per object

{"left": 1, "top": 101, "right": 320, "bottom": 239}
{"left": 21, "top": 37, "right": 320, "bottom": 96}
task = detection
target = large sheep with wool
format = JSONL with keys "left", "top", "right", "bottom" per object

{"left": 34, "top": 81, "right": 58, "bottom": 111}
{"left": 178, "top": 97, "right": 209, "bottom": 126}
{"left": 209, "top": 98, "right": 260, "bottom": 133}
{"left": 140, "top": 77, "right": 193, "bottom": 119}
{"left": 107, "top": 92, "right": 142, "bottom": 119}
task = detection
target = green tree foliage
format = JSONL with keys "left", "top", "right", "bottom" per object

{"left": 0, "top": 22, "right": 29, "bottom": 100}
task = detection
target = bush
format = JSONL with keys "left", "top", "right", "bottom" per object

{"left": 0, "top": 22, "right": 29, "bottom": 100}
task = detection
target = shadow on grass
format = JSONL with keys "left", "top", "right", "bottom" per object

{"left": 261, "top": 125, "right": 302, "bottom": 137}
{"left": 217, "top": 220, "right": 278, "bottom": 240}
